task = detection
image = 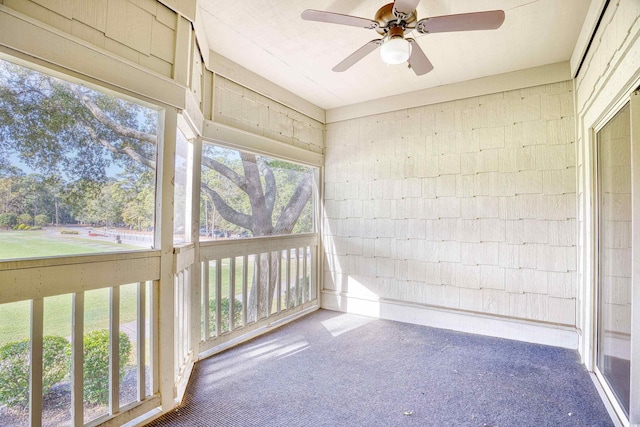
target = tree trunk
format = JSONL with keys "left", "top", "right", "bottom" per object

{"left": 247, "top": 252, "right": 281, "bottom": 323}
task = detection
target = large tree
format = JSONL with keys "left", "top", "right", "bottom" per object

{"left": 0, "top": 60, "right": 314, "bottom": 320}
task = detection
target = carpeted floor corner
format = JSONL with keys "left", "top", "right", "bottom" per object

{"left": 147, "top": 309, "right": 614, "bottom": 426}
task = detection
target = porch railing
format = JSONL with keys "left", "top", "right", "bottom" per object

{"left": 0, "top": 234, "right": 319, "bottom": 426}
{"left": 0, "top": 252, "right": 161, "bottom": 427}
{"left": 198, "top": 233, "right": 319, "bottom": 355}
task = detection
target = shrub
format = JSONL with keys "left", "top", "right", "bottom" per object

{"left": 17, "top": 213, "right": 32, "bottom": 226}
{"left": 17, "top": 223, "right": 27, "bottom": 230}
{"left": 0, "top": 336, "right": 71, "bottom": 408}
{"left": 0, "top": 213, "right": 17, "bottom": 229}
{"left": 209, "top": 297, "right": 243, "bottom": 334}
{"left": 34, "top": 214, "right": 48, "bottom": 227}
{"left": 83, "top": 330, "right": 131, "bottom": 404}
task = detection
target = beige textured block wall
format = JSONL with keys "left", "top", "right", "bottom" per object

{"left": 3, "top": 0, "right": 177, "bottom": 77}
{"left": 214, "top": 75, "right": 324, "bottom": 154}
{"left": 324, "top": 80, "right": 577, "bottom": 326}
{"left": 574, "top": 0, "right": 640, "bottom": 360}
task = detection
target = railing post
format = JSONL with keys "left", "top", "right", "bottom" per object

{"left": 71, "top": 292, "right": 84, "bottom": 427}
{"left": 190, "top": 136, "right": 202, "bottom": 357}
{"left": 157, "top": 108, "right": 177, "bottom": 411}
{"left": 137, "top": 282, "right": 146, "bottom": 402}
{"left": 109, "top": 286, "right": 120, "bottom": 414}
{"left": 30, "top": 298, "right": 43, "bottom": 427}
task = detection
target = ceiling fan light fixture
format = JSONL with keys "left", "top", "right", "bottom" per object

{"left": 380, "top": 36, "right": 410, "bottom": 65}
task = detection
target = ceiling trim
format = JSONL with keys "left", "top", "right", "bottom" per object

{"left": 203, "top": 120, "right": 324, "bottom": 167}
{"left": 326, "top": 61, "right": 572, "bottom": 123}
{"left": 207, "top": 50, "right": 326, "bottom": 124}
{"left": 570, "top": 0, "right": 609, "bottom": 77}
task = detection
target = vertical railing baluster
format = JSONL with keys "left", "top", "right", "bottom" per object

{"left": 303, "top": 246, "right": 308, "bottom": 303}
{"left": 202, "top": 261, "right": 210, "bottom": 340}
{"left": 173, "top": 276, "right": 179, "bottom": 379}
{"left": 230, "top": 257, "right": 236, "bottom": 331}
{"left": 267, "top": 252, "right": 272, "bottom": 316}
{"left": 295, "top": 248, "right": 300, "bottom": 307}
{"left": 276, "top": 251, "right": 281, "bottom": 314}
{"left": 242, "top": 255, "right": 248, "bottom": 327}
{"left": 30, "top": 298, "right": 44, "bottom": 427}
{"left": 185, "top": 268, "right": 190, "bottom": 354}
{"left": 110, "top": 286, "right": 120, "bottom": 414}
{"left": 311, "top": 246, "right": 317, "bottom": 301}
{"left": 255, "top": 254, "right": 261, "bottom": 321}
{"left": 177, "top": 274, "right": 182, "bottom": 361}
{"left": 137, "top": 282, "right": 146, "bottom": 402}
{"left": 150, "top": 280, "right": 159, "bottom": 395}
{"left": 285, "top": 249, "right": 291, "bottom": 310}
{"left": 215, "top": 258, "right": 222, "bottom": 336}
{"left": 71, "top": 292, "right": 84, "bottom": 427}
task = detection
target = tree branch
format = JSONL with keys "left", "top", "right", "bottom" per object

{"left": 67, "top": 83, "right": 157, "bottom": 144}
{"left": 201, "top": 156, "right": 248, "bottom": 192}
{"left": 274, "top": 171, "right": 313, "bottom": 234}
{"left": 80, "top": 121, "right": 156, "bottom": 169}
{"left": 201, "top": 182, "right": 253, "bottom": 230}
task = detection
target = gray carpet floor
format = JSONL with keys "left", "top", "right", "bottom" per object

{"left": 148, "top": 309, "right": 614, "bottom": 427}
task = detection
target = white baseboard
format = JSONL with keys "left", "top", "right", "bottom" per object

{"left": 321, "top": 291, "right": 579, "bottom": 349}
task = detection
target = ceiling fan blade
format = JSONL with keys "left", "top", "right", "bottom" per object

{"left": 333, "top": 39, "right": 383, "bottom": 72}
{"left": 407, "top": 39, "right": 433, "bottom": 76}
{"left": 301, "top": 9, "right": 379, "bottom": 30}
{"left": 393, "top": 0, "right": 421, "bottom": 17}
{"left": 416, "top": 10, "right": 505, "bottom": 34}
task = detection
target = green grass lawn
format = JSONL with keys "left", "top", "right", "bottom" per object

{"left": 0, "top": 230, "right": 142, "bottom": 346}
{"left": 0, "top": 229, "right": 141, "bottom": 260}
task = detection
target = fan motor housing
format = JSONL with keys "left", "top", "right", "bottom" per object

{"left": 374, "top": 3, "right": 417, "bottom": 35}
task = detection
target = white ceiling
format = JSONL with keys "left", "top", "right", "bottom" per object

{"left": 197, "top": 0, "right": 591, "bottom": 110}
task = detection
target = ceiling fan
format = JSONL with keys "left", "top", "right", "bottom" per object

{"left": 301, "top": 0, "right": 505, "bottom": 75}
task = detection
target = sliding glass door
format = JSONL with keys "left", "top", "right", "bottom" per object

{"left": 596, "top": 103, "right": 632, "bottom": 416}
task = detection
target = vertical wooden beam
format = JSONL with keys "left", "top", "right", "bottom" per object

{"left": 173, "top": 15, "right": 192, "bottom": 86}
{"left": 191, "top": 136, "right": 203, "bottom": 353}
{"left": 71, "top": 292, "right": 84, "bottom": 427}
{"left": 137, "top": 282, "right": 146, "bottom": 402}
{"left": 109, "top": 286, "right": 120, "bottom": 414}
{"left": 30, "top": 298, "right": 44, "bottom": 427}
{"left": 629, "top": 91, "right": 640, "bottom": 424}
{"left": 157, "top": 108, "right": 178, "bottom": 411}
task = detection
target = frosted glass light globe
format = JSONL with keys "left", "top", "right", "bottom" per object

{"left": 380, "top": 37, "right": 410, "bottom": 65}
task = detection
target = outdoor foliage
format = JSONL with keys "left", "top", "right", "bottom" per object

{"left": 0, "top": 336, "right": 71, "bottom": 408}
{"left": 83, "top": 330, "right": 131, "bottom": 404}
{"left": 0, "top": 212, "right": 16, "bottom": 229}
{"left": 0, "top": 60, "right": 157, "bottom": 231}
{"left": 209, "top": 297, "right": 243, "bottom": 335}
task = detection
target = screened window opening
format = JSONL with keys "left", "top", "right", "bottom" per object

{"left": 0, "top": 59, "right": 159, "bottom": 260}
{"left": 200, "top": 144, "right": 315, "bottom": 240}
